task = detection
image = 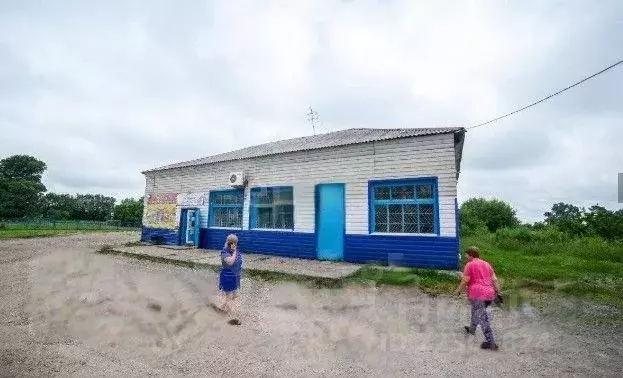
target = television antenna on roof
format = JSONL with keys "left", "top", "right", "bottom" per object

{"left": 306, "top": 106, "right": 319, "bottom": 136}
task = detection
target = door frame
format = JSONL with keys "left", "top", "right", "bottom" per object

{"left": 314, "top": 183, "right": 346, "bottom": 261}
{"left": 179, "top": 207, "right": 200, "bottom": 247}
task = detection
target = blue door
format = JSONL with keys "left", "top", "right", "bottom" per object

{"left": 180, "top": 208, "right": 200, "bottom": 246}
{"left": 316, "top": 184, "right": 345, "bottom": 260}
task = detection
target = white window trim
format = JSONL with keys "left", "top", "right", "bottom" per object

{"left": 249, "top": 228, "right": 295, "bottom": 232}
{"left": 370, "top": 232, "right": 438, "bottom": 237}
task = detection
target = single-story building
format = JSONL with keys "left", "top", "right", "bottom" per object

{"left": 140, "top": 127, "right": 466, "bottom": 269}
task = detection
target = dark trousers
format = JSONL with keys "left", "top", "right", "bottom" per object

{"left": 469, "top": 300, "right": 495, "bottom": 343}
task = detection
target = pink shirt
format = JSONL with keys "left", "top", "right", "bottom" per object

{"left": 463, "top": 258, "right": 495, "bottom": 301}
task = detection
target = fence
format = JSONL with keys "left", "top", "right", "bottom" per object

{"left": 0, "top": 218, "right": 141, "bottom": 231}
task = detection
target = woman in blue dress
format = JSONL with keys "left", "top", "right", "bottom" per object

{"left": 219, "top": 234, "right": 242, "bottom": 313}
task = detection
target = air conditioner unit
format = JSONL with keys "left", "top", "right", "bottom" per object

{"left": 228, "top": 171, "right": 246, "bottom": 187}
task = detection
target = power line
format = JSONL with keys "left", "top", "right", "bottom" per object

{"left": 467, "top": 58, "right": 623, "bottom": 130}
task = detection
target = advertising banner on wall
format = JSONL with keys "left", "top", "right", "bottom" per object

{"left": 147, "top": 193, "right": 178, "bottom": 205}
{"left": 177, "top": 191, "right": 209, "bottom": 207}
{"left": 143, "top": 203, "right": 178, "bottom": 229}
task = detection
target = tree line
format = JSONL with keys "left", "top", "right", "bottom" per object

{"left": 460, "top": 198, "right": 623, "bottom": 241}
{"left": 2, "top": 154, "right": 621, "bottom": 238}
{"left": 0, "top": 155, "right": 143, "bottom": 223}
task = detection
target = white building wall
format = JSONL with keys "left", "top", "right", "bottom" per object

{"left": 144, "top": 133, "right": 458, "bottom": 237}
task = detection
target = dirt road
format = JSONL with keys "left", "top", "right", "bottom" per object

{"left": 1, "top": 233, "right": 621, "bottom": 376}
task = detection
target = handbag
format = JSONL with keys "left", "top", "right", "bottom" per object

{"left": 494, "top": 291, "right": 504, "bottom": 306}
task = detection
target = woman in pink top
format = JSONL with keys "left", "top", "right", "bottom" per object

{"left": 454, "top": 246, "right": 501, "bottom": 350}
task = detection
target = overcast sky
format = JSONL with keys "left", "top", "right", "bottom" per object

{"left": 1, "top": 0, "right": 622, "bottom": 222}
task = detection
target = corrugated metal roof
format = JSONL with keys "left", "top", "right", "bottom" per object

{"left": 143, "top": 127, "right": 465, "bottom": 173}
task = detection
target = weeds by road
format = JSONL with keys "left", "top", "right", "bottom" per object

{"left": 461, "top": 233, "right": 623, "bottom": 322}
{"left": 0, "top": 221, "right": 139, "bottom": 239}
{"left": 0, "top": 229, "right": 135, "bottom": 239}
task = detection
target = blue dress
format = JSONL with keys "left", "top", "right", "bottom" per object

{"left": 219, "top": 247, "right": 242, "bottom": 293}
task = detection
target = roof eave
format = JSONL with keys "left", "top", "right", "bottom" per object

{"left": 143, "top": 127, "right": 465, "bottom": 174}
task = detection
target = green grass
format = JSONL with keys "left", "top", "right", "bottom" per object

{"left": 466, "top": 234, "right": 623, "bottom": 307}
{"left": 344, "top": 266, "right": 458, "bottom": 294}
{"left": 0, "top": 221, "right": 137, "bottom": 231}
{"left": 0, "top": 229, "right": 80, "bottom": 239}
{"left": 0, "top": 220, "right": 139, "bottom": 239}
{"left": 459, "top": 233, "right": 623, "bottom": 325}
{"left": 0, "top": 228, "right": 137, "bottom": 239}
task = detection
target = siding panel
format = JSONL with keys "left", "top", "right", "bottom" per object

{"left": 345, "top": 234, "right": 459, "bottom": 269}
{"left": 201, "top": 228, "right": 315, "bottom": 259}
{"left": 141, "top": 227, "right": 179, "bottom": 245}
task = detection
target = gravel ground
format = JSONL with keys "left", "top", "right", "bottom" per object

{"left": 1, "top": 233, "right": 621, "bottom": 377}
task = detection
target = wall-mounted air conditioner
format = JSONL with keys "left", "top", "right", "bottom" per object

{"left": 228, "top": 171, "right": 246, "bottom": 187}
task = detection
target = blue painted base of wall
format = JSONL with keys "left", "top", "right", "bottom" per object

{"left": 141, "top": 227, "right": 179, "bottom": 245}
{"left": 200, "top": 228, "right": 316, "bottom": 259}
{"left": 345, "top": 234, "right": 459, "bottom": 270}
{"left": 140, "top": 227, "right": 459, "bottom": 270}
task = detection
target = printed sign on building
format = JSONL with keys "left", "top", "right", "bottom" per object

{"left": 143, "top": 203, "right": 177, "bottom": 229}
{"left": 147, "top": 193, "right": 178, "bottom": 205}
{"left": 177, "top": 191, "right": 209, "bottom": 207}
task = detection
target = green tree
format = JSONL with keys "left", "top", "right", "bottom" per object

{"left": 41, "top": 193, "right": 77, "bottom": 220}
{"left": 584, "top": 205, "right": 623, "bottom": 240}
{"left": 72, "top": 194, "right": 116, "bottom": 221}
{"left": 459, "top": 207, "right": 488, "bottom": 236}
{"left": 0, "top": 155, "right": 47, "bottom": 218}
{"left": 544, "top": 202, "right": 587, "bottom": 236}
{"left": 459, "top": 198, "right": 520, "bottom": 233}
{"left": 113, "top": 197, "right": 144, "bottom": 223}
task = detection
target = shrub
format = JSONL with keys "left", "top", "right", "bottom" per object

{"left": 459, "top": 212, "right": 489, "bottom": 236}
{"left": 562, "top": 236, "right": 623, "bottom": 264}
{"left": 492, "top": 226, "right": 622, "bottom": 264}
{"left": 460, "top": 198, "right": 520, "bottom": 233}
{"left": 0, "top": 223, "right": 6, "bottom": 230}
{"left": 494, "top": 226, "right": 568, "bottom": 250}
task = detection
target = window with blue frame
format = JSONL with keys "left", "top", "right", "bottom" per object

{"left": 249, "top": 187, "right": 294, "bottom": 229}
{"left": 369, "top": 178, "right": 438, "bottom": 234}
{"left": 208, "top": 189, "right": 244, "bottom": 228}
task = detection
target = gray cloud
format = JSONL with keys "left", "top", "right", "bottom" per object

{"left": 0, "top": 0, "right": 622, "bottom": 221}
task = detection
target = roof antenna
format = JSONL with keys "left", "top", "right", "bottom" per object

{"left": 306, "top": 106, "right": 319, "bottom": 136}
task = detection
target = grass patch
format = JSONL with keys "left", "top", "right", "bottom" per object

{"left": 243, "top": 269, "right": 344, "bottom": 289}
{"left": 1, "top": 220, "right": 139, "bottom": 232}
{"left": 461, "top": 233, "right": 623, "bottom": 324}
{"left": 0, "top": 219, "right": 141, "bottom": 239}
{"left": 465, "top": 234, "right": 623, "bottom": 307}
{"left": 0, "top": 229, "right": 125, "bottom": 239}
{"left": 344, "top": 266, "right": 458, "bottom": 294}
{"left": 0, "top": 221, "right": 139, "bottom": 239}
